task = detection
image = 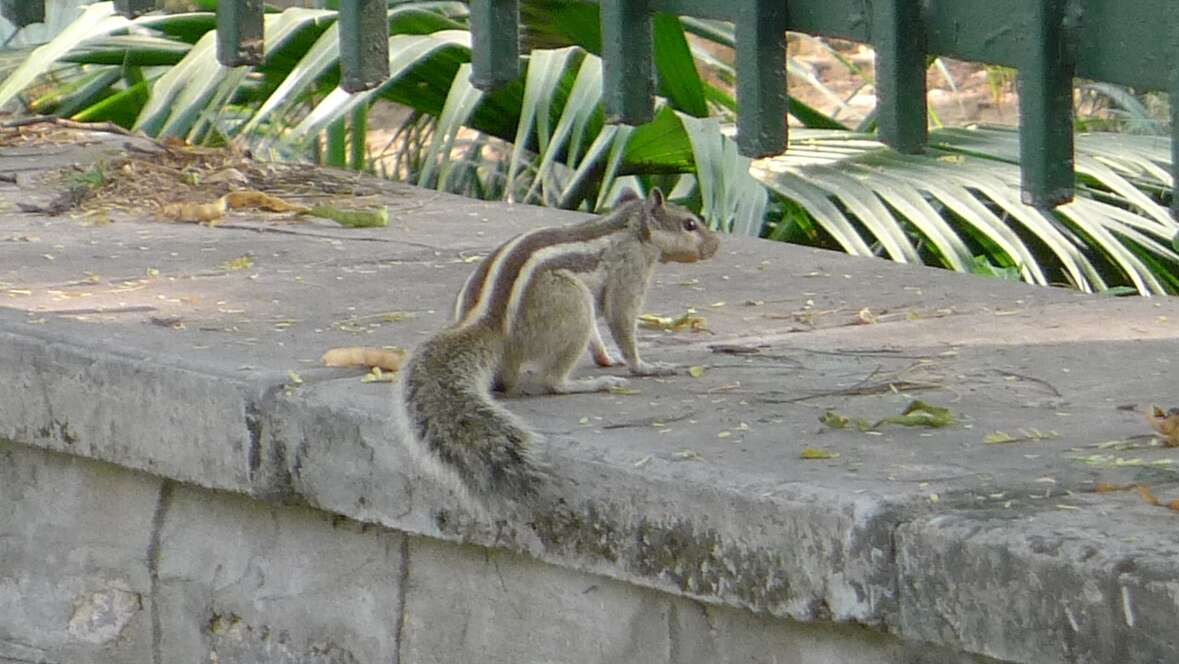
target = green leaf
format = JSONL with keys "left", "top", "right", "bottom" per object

{"left": 243, "top": 20, "right": 344, "bottom": 137}
{"left": 72, "top": 79, "right": 151, "bottom": 126}
{"left": 28, "top": 68, "right": 121, "bottom": 117}
{"left": 623, "top": 105, "right": 694, "bottom": 172}
{"left": 134, "top": 30, "right": 226, "bottom": 137}
{"left": 63, "top": 35, "right": 192, "bottom": 67}
{"left": 970, "top": 256, "right": 1022, "bottom": 280}
{"left": 507, "top": 47, "right": 578, "bottom": 201}
{"left": 418, "top": 62, "right": 484, "bottom": 189}
{"left": 287, "top": 30, "right": 471, "bottom": 144}
{"left": 0, "top": 3, "right": 131, "bottom": 111}
{"left": 680, "top": 113, "right": 767, "bottom": 235}
{"left": 652, "top": 14, "right": 707, "bottom": 118}
{"left": 526, "top": 54, "right": 602, "bottom": 205}
{"left": 880, "top": 400, "right": 955, "bottom": 428}
{"left": 1099, "top": 286, "right": 1139, "bottom": 297}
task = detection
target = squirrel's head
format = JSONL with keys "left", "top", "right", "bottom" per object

{"left": 633, "top": 188, "right": 720, "bottom": 263}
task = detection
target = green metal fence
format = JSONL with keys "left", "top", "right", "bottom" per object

{"left": 5, "top": 0, "right": 1175, "bottom": 216}
{"left": 467, "top": 0, "right": 1179, "bottom": 213}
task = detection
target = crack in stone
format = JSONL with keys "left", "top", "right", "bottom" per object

{"left": 392, "top": 537, "right": 411, "bottom": 664}
{"left": 146, "top": 480, "right": 175, "bottom": 664}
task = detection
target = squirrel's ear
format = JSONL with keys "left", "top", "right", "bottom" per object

{"left": 617, "top": 188, "right": 640, "bottom": 204}
{"left": 644, "top": 187, "right": 665, "bottom": 214}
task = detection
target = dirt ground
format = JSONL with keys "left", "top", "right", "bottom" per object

{"left": 784, "top": 36, "right": 1020, "bottom": 128}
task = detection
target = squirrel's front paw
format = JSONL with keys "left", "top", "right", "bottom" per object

{"left": 630, "top": 361, "right": 679, "bottom": 377}
{"left": 552, "top": 375, "right": 629, "bottom": 394}
{"left": 591, "top": 348, "right": 623, "bottom": 367}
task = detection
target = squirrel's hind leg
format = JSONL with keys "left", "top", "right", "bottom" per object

{"left": 512, "top": 271, "right": 626, "bottom": 395}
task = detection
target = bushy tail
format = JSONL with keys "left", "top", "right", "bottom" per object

{"left": 397, "top": 323, "right": 546, "bottom": 507}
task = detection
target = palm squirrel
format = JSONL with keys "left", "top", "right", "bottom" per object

{"left": 395, "top": 189, "right": 720, "bottom": 509}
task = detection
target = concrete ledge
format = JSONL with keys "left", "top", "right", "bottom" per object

{"left": 0, "top": 440, "right": 992, "bottom": 664}
{"left": 2, "top": 136, "right": 1178, "bottom": 663}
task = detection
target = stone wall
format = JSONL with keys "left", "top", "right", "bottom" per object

{"left": 0, "top": 440, "right": 990, "bottom": 664}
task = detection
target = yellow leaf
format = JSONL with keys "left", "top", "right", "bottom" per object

{"left": 321, "top": 346, "right": 404, "bottom": 371}
{"left": 224, "top": 190, "right": 308, "bottom": 213}
{"left": 222, "top": 256, "right": 253, "bottom": 271}
{"left": 688, "top": 366, "right": 705, "bottom": 378}
{"left": 800, "top": 447, "right": 840, "bottom": 460}
{"left": 160, "top": 197, "right": 227, "bottom": 223}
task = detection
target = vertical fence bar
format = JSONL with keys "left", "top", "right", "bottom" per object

{"left": 733, "top": 0, "right": 787, "bottom": 157}
{"left": 469, "top": 0, "right": 520, "bottom": 89}
{"left": 1, "top": 0, "right": 45, "bottom": 28}
{"left": 216, "top": 0, "right": 265, "bottom": 67}
{"left": 113, "top": 0, "right": 153, "bottom": 18}
{"left": 601, "top": 0, "right": 654, "bottom": 125}
{"left": 1172, "top": 78, "right": 1179, "bottom": 220}
{"left": 1017, "top": 0, "right": 1074, "bottom": 207}
{"left": 873, "top": 0, "right": 927, "bottom": 153}
{"left": 350, "top": 105, "right": 368, "bottom": 171}
{"left": 1172, "top": 21, "right": 1179, "bottom": 220}
{"left": 338, "top": 0, "right": 390, "bottom": 93}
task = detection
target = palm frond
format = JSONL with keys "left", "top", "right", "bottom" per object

{"left": 755, "top": 127, "right": 1179, "bottom": 293}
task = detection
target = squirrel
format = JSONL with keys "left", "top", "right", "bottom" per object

{"left": 394, "top": 188, "right": 720, "bottom": 510}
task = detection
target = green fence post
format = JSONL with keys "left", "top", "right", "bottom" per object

{"left": 470, "top": 0, "right": 520, "bottom": 89}
{"left": 1172, "top": 22, "right": 1179, "bottom": 220}
{"left": 734, "top": 0, "right": 787, "bottom": 157}
{"left": 350, "top": 104, "right": 368, "bottom": 171}
{"left": 601, "top": 0, "right": 654, "bottom": 125}
{"left": 338, "top": 0, "right": 390, "bottom": 93}
{"left": 217, "top": 0, "right": 265, "bottom": 67}
{"left": 1172, "top": 89, "right": 1178, "bottom": 219}
{"left": 1018, "top": 0, "right": 1075, "bottom": 207}
{"left": 0, "top": 0, "right": 44, "bottom": 27}
{"left": 873, "top": 0, "right": 927, "bottom": 153}
{"left": 113, "top": 0, "right": 154, "bottom": 18}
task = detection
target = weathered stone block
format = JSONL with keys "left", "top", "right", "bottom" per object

{"left": 155, "top": 484, "right": 405, "bottom": 663}
{"left": 669, "top": 596, "right": 999, "bottom": 664}
{"left": 0, "top": 331, "right": 263, "bottom": 493}
{"left": 400, "top": 537, "right": 671, "bottom": 663}
{"left": 0, "top": 440, "right": 157, "bottom": 663}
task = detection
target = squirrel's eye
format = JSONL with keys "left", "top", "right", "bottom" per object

{"left": 682, "top": 219, "right": 697, "bottom": 232}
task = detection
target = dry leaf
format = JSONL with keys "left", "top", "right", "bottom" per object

{"left": 1094, "top": 482, "right": 1134, "bottom": 493}
{"left": 1136, "top": 484, "right": 1161, "bottom": 507}
{"left": 638, "top": 309, "right": 708, "bottom": 332}
{"left": 1146, "top": 405, "right": 1179, "bottom": 446}
{"left": 224, "top": 190, "right": 308, "bottom": 213}
{"left": 321, "top": 346, "right": 404, "bottom": 371}
{"left": 360, "top": 367, "right": 397, "bottom": 383}
{"left": 160, "top": 197, "right": 227, "bottom": 223}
